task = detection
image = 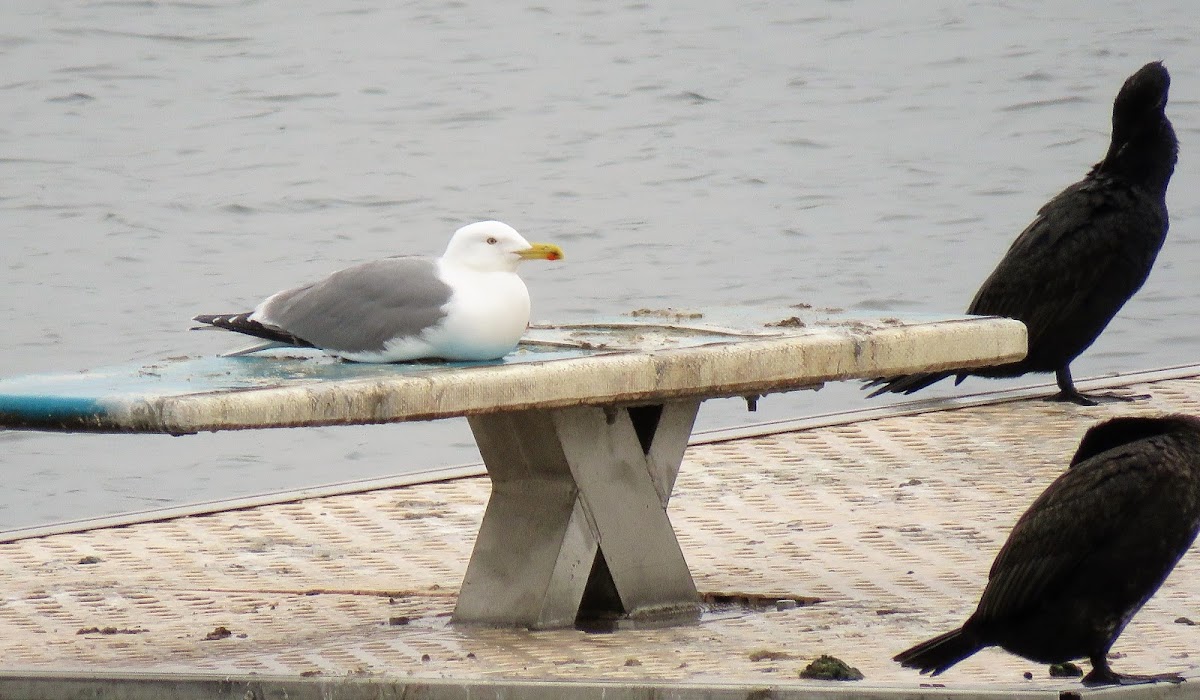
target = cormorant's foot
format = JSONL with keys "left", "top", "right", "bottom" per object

{"left": 1049, "top": 389, "right": 1098, "bottom": 407}
{"left": 1091, "top": 391, "right": 1152, "bottom": 403}
{"left": 1082, "top": 669, "right": 1184, "bottom": 687}
{"left": 1048, "top": 390, "right": 1149, "bottom": 406}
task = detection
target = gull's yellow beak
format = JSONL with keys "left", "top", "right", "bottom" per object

{"left": 518, "top": 243, "right": 565, "bottom": 261}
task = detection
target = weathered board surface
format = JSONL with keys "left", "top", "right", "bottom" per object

{"left": 0, "top": 311, "right": 1025, "bottom": 434}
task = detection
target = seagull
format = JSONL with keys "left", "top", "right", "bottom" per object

{"left": 193, "top": 220, "right": 563, "bottom": 362}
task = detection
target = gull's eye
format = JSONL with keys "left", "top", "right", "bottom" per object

{"left": 486, "top": 237, "right": 498, "bottom": 245}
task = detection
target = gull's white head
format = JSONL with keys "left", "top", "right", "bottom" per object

{"left": 442, "top": 220, "right": 564, "bottom": 272}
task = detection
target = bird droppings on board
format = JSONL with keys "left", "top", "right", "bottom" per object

{"left": 836, "top": 320, "right": 872, "bottom": 330}
{"left": 766, "top": 316, "right": 806, "bottom": 328}
{"left": 626, "top": 307, "right": 704, "bottom": 320}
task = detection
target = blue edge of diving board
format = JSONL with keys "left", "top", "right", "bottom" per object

{"left": 0, "top": 344, "right": 597, "bottom": 433}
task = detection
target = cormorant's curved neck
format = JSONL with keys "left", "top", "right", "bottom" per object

{"left": 1096, "top": 116, "right": 1177, "bottom": 199}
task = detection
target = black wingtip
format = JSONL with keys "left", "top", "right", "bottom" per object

{"left": 190, "top": 312, "right": 316, "bottom": 348}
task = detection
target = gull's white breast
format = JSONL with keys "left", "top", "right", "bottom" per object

{"left": 394, "top": 261, "right": 531, "bottom": 362}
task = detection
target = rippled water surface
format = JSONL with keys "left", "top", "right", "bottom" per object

{"left": 3, "top": 1, "right": 1200, "bottom": 529}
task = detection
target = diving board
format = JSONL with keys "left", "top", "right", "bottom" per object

{"left": 0, "top": 309, "right": 1027, "bottom": 629}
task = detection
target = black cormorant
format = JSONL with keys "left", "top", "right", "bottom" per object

{"left": 867, "top": 62, "right": 1177, "bottom": 405}
{"left": 894, "top": 414, "right": 1200, "bottom": 685}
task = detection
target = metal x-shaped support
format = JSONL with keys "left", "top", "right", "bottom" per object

{"left": 452, "top": 399, "right": 702, "bottom": 629}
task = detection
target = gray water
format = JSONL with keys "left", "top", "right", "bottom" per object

{"left": 3, "top": 1, "right": 1200, "bottom": 530}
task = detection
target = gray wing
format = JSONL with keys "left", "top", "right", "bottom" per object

{"left": 258, "top": 257, "right": 453, "bottom": 354}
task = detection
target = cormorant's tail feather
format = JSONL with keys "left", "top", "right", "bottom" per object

{"left": 893, "top": 627, "right": 982, "bottom": 675}
{"left": 862, "top": 370, "right": 955, "bottom": 398}
{"left": 192, "top": 313, "right": 315, "bottom": 349}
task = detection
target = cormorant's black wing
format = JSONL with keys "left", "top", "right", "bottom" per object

{"left": 972, "top": 436, "right": 1192, "bottom": 625}
{"left": 966, "top": 175, "right": 1167, "bottom": 366}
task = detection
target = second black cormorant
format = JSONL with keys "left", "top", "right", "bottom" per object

{"left": 867, "top": 62, "right": 1177, "bottom": 405}
{"left": 894, "top": 414, "right": 1200, "bottom": 685}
